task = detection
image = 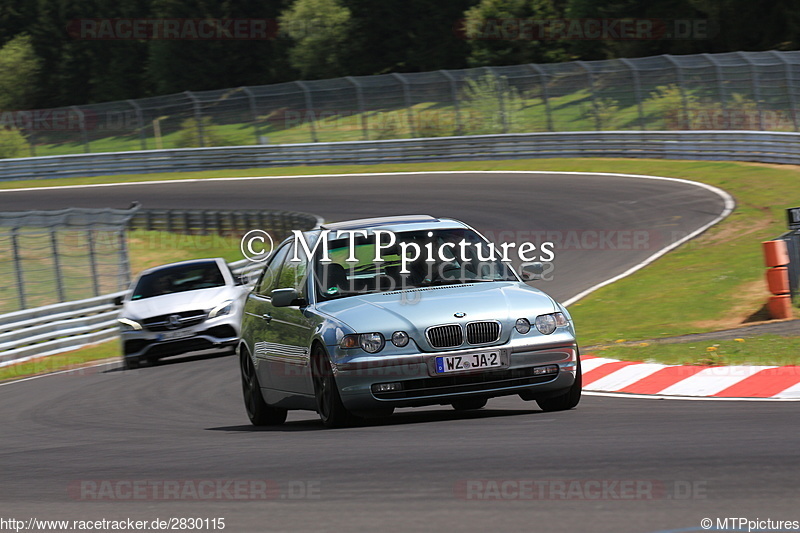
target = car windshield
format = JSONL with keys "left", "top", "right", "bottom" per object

{"left": 314, "top": 228, "right": 517, "bottom": 300}
{"left": 131, "top": 263, "right": 226, "bottom": 300}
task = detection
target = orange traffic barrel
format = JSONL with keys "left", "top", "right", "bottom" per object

{"left": 766, "top": 267, "right": 791, "bottom": 295}
{"left": 763, "top": 240, "right": 790, "bottom": 267}
{"left": 767, "top": 294, "right": 793, "bottom": 319}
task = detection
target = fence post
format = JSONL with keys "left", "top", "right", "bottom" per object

{"left": 392, "top": 73, "right": 416, "bottom": 137}
{"left": 485, "top": 67, "right": 508, "bottom": 133}
{"left": 619, "top": 58, "right": 645, "bottom": 130}
{"left": 439, "top": 70, "right": 463, "bottom": 135}
{"left": 769, "top": 51, "right": 799, "bottom": 132}
{"left": 50, "top": 230, "right": 66, "bottom": 302}
{"left": 345, "top": 77, "right": 368, "bottom": 140}
{"left": 241, "top": 87, "right": 261, "bottom": 145}
{"left": 127, "top": 99, "right": 147, "bottom": 150}
{"left": 71, "top": 106, "right": 91, "bottom": 153}
{"left": 702, "top": 54, "right": 727, "bottom": 111}
{"left": 527, "top": 63, "right": 553, "bottom": 132}
{"left": 86, "top": 229, "right": 100, "bottom": 297}
{"left": 576, "top": 61, "right": 600, "bottom": 130}
{"left": 295, "top": 81, "right": 318, "bottom": 143}
{"left": 11, "top": 228, "right": 25, "bottom": 310}
{"left": 663, "top": 55, "right": 690, "bottom": 130}
{"left": 737, "top": 52, "right": 764, "bottom": 131}
{"left": 118, "top": 229, "right": 131, "bottom": 291}
{"left": 185, "top": 90, "right": 205, "bottom": 147}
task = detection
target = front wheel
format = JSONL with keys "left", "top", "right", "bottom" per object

{"left": 240, "top": 348, "right": 287, "bottom": 426}
{"left": 312, "top": 345, "right": 358, "bottom": 428}
{"left": 536, "top": 357, "right": 582, "bottom": 412}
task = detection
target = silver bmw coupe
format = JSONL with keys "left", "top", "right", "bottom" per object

{"left": 239, "top": 215, "right": 581, "bottom": 428}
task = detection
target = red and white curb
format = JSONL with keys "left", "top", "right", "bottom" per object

{"left": 582, "top": 355, "right": 800, "bottom": 399}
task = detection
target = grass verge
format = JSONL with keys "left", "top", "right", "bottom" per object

{"left": 588, "top": 335, "right": 800, "bottom": 367}
{"left": 0, "top": 340, "right": 118, "bottom": 383}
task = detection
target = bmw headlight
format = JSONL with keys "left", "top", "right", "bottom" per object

{"left": 359, "top": 333, "right": 385, "bottom": 353}
{"left": 209, "top": 300, "right": 234, "bottom": 318}
{"left": 534, "top": 312, "right": 568, "bottom": 335}
{"left": 118, "top": 317, "right": 142, "bottom": 332}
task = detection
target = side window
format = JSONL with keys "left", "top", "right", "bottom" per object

{"left": 256, "top": 244, "right": 290, "bottom": 296}
{"left": 276, "top": 249, "right": 309, "bottom": 297}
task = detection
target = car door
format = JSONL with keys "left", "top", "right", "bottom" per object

{"left": 242, "top": 243, "right": 290, "bottom": 391}
{"left": 262, "top": 248, "right": 316, "bottom": 395}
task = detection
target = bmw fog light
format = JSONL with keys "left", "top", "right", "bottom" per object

{"left": 372, "top": 382, "right": 403, "bottom": 393}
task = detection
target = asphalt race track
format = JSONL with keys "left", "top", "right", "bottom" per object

{"left": 1, "top": 172, "right": 798, "bottom": 533}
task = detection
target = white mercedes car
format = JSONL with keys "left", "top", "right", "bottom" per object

{"left": 116, "top": 258, "right": 248, "bottom": 369}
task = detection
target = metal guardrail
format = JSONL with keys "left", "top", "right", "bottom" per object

{"left": 129, "top": 208, "right": 319, "bottom": 237}
{"left": 0, "top": 291, "right": 125, "bottom": 367}
{"left": 2, "top": 130, "right": 800, "bottom": 181}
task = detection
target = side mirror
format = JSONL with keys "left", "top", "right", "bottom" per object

{"left": 113, "top": 295, "right": 125, "bottom": 306}
{"left": 235, "top": 273, "right": 248, "bottom": 286}
{"left": 271, "top": 288, "right": 307, "bottom": 307}
{"left": 520, "top": 262, "right": 544, "bottom": 281}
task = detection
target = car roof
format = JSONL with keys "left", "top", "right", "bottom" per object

{"left": 319, "top": 215, "right": 469, "bottom": 234}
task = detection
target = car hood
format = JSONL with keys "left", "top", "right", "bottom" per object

{"left": 316, "top": 282, "right": 558, "bottom": 350}
{"left": 123, "top": 286, "right": 241, "bottom": 319}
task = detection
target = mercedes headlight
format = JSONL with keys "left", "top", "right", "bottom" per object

{"left": 209, "top": 300, "right": 234, "bottom": 318}
{"left": 118, "top": 317, "right": 142, "bottom": 332}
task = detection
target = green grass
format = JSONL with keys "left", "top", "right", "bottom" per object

{"left": 127, "top": 230, "right": 244, "bottom": 273}
{"left": 590, "top": 335, "right": 800, "bottom": 367}
{"left": 0, "top": 340, "right": 119, "bottom": 383}
{"left": 2, "top": 156, "right": 799, "bottom": 379}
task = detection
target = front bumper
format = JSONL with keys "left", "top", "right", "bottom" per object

{"left": 333, "top": 342, "right": 578, "bottom": 411}
{"left": 120, "top": 321, "right": 239, "bottom": 360}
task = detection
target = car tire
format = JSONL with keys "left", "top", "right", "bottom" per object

{"left": 536, "top": 356, "right": 582, "bottom": 412}
{"left": 240, "top": 348, "right": 288, "bottom": 426}
{"left": 451, "top": 398, "right": 488, "bottom": 411}
{"left": 124, "top": 356, "right": 139, "bottom": 370}
{"left": 311, "top": 344, "right": 358, "bottom": 429}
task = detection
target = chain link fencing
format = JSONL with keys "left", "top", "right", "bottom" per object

{"left": 4, "top": 50, "right": 800, "bottom": 159}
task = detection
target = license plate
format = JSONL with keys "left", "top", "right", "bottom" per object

{"left": 435, "top": 351, "right": 502, "bottom": 374}
{"left": 159, "top": 329, "right": 194, "bottom": 341}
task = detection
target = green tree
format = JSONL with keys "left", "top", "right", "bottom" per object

{"left": 463, "top": 0, "right": 569, "bottom": 67}
{"left": 279, "top": 0, "right": 352, "bottom": 79}
{"left": 0, "top": 128, "right": 30, "bottom": 158}
{"left": 0, "top": 34, "right": 40, "bottom": 110}
{"left": 147, "top": 0, "right": 293, "bottom": 95}
{"left": 341, "top": 0, "right": 476, "bottom": 75}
